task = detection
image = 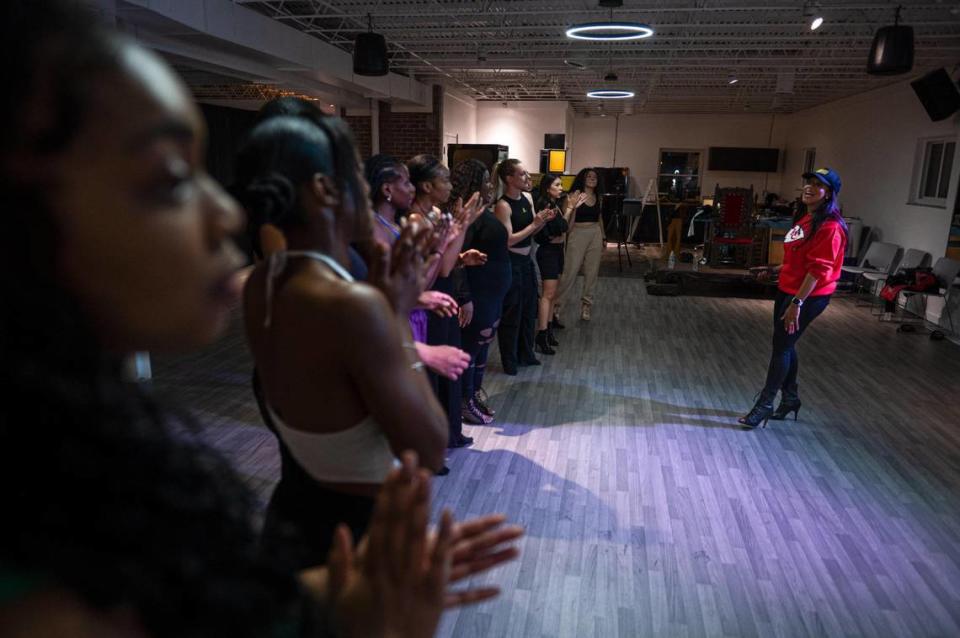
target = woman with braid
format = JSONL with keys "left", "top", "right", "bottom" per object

{"left": 450, "top": 159, "right": 507, "bottom": 425}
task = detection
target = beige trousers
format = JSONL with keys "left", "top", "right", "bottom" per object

{"left": 556, "top": 223, "right": 604, "bottom": 312}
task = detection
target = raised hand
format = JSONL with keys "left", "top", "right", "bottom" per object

{"left": 369, "top": 220, "right": 435, "bottom": 316}
{"left": 324, "top": 453, "right": 523, "bottom": 637}
{"left": 327, "top": 452, "right": 445, "bottom": 638}
{"left": 444, "top": 513, "right": 524, "bottom": 607}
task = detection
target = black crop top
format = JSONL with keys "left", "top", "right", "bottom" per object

{"left": 500, "top": 194, "right": 535, "bottom": 248}
{"left": 574, "top": 196, "right": 602, "bottom": 224}
{"left": 534, "top": 200, "right": 569, "bottom": 243}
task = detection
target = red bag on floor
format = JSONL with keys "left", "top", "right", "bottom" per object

{"left": 880, "top": 269, "right": 937, "bottom": 306}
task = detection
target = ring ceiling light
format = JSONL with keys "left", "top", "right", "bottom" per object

{"left": 566, "top": 22, "right": 654, "bottom": 41}
{"left": 587, "top": 90, "right": 635, "bottom": 99}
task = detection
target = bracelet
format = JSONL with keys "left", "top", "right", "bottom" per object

{"left": 410, "top": 361, "right": 424, "bottom": 371}
{"left": 402, "top": 341, "right": 417, "bottom": 350}
{"left": 791, "top": 296, "right": 804, "bottom": 307}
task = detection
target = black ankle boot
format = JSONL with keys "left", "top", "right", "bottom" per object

{"left": 738, "top": 395, "right": 774, "bottom": 429}
{"left": 546, "top": 326, "right": 559, "bottom": 346}
{"left": 551, "top": 316, "right": 565, "bottom": 330}
{"left": 770, "top": 398, "right": 802, "bottom": 421}
{"left": 535, "top": 330, "right": 556, "bottom": 355}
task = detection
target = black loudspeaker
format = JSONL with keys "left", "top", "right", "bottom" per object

{"left": 354, "top": 32, "right": 388, "bottom": 76}
{"left": 867, "top": 24, "right": 914, "bottom": 75}
{"left": 544, "top": 133, "right": 565, "bottom": 149}
{"left": 911, "top": 68, "right": 960, "bottom": 122}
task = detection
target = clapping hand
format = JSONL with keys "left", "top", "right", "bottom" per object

{"left": 369, "top": 219, "right": 438, "bottom": 316}
{"left": 327, "top": 452, "right": 523, "bottom": 637}
{"left": 565, "top": 190, "right": 587, "bottom": 213}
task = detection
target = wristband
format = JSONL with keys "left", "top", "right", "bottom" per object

{"left": 791, "top": 296, "right": 804, "bottom": 307}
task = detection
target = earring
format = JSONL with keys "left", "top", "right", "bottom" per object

{"left": 386, "top": 193, "right": 392, "bottom": 203}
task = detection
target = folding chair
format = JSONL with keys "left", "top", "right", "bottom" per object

{"left": 840, "top": 241, "right": 901, "bottom": 301}
{"left": 896, "top": 257, "right": 960, "bottom": 340}
{"left": 864, "top": 247, "right": 930, "bottom": 313}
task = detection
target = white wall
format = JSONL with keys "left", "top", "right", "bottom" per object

{"left": 571, "top": 113, "right": 785, "bottom": 198}
{"left": 442, "top": 90, "right": 478, "bottom": 147}
{"left": 779, "top": 80, "right": 960, "bottom": 261}
{"left": 476, "top": 101, "right": 572, "bottom": 171}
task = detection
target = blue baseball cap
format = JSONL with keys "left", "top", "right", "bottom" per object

{"left": 802, "top": 167, "right": 841, "bottom": 195}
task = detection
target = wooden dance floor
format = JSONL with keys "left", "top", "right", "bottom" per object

{"left": 155, "top": 272, "right": 960, "bottom": 638}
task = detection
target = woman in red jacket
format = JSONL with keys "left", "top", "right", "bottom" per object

{"left": 740, "top": 168, "right": 847, "bottom": 428}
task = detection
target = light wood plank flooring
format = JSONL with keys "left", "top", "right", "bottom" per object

{"left": 155, "top": 270, "right": 960, "bottom": 638}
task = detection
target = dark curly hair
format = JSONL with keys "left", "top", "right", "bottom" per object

{"left": 449, "top": 158, "right": 489, "bottom": 204}
{"left": 570, "top": 167, "right": 604, "bottom": 195}
{"left": 0, "top": 2, "right": 306, "bottom": 636}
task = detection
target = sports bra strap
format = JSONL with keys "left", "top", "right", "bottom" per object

{"left": 264, "top": 250, "right": 354, "bottom": 327}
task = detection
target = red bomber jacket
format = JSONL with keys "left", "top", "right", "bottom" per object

{"left": 778, "top": 213, "right": 848, "bottom": 297}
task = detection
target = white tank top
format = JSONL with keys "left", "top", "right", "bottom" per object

{"left": 261, "top": 250, "right": 397, "bottom": 484}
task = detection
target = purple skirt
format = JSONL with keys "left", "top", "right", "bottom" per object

{"left": 409, "top": 309, "right": 428, "bottom": 343}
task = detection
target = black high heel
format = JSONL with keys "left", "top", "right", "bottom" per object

{"left": 550, "top": 316, "right": 565, "bottom": 330}
{"left": 738, "top": 398, "right": 774, "bottom": 429}
{"left": 534, "top": 331, "right": 556, "bottom": 355}
{"left": 770, "top": 399, "right": 801, "bottom": 421}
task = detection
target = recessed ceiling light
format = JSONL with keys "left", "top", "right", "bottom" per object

{"left": 566, "top": 22, "right": 654, "bottom": 41}
{"left": 810, "top": 16, "right": 824, "bottom": 30}
{"left": 587, "top": 90, "right": 635, "bottom": 99}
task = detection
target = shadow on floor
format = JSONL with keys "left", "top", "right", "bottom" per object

{"left": 485, "top": 380, "right": 743, "bottom": 431}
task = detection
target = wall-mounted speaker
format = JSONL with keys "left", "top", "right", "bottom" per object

{"left": 354, "top": 32, "right": 388, "bottom": 76}
{"left": 910, "top": 68, "right": 960, "bottom": 122}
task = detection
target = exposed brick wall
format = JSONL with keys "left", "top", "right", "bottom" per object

{"left": 344, "top": 115, "right": 372, "bottom": 160}
{"left": 378, "top": 84, "right": 444, "bottom": 162}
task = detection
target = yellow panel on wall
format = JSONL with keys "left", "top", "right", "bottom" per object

{"left": 548, "top": 149, "right": 567, "bottom": 173}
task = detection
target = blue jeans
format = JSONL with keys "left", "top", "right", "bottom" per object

{"left": 761, "top": 291, "right": 831, "bottom": 401}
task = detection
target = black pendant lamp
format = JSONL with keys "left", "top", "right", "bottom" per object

{"left": 867, "top": 5, "right": 914, "bottom": 76}
{"left": 354, "top": 14, "right": 388, "bottom": 76}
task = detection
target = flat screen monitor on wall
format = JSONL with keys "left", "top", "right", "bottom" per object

{"left": 544, "top": 133, "right": 566, "bottom": 150}
{"left": 708, "top": 147, "right": 780, "bottom": 172}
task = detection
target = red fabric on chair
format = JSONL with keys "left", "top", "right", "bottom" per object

{"left": 721, "top": 194, "right": 745, "bottom": 225}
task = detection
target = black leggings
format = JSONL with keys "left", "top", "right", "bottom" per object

{"left": 761, "top": 291, "right": 831, "bottom": 400}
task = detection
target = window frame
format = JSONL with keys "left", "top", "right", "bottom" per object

{"left": 657, "top": 148, "right": 703, "bottom": 201}
{"left": 911, "top": 136, "right": 957, "bottom": 208}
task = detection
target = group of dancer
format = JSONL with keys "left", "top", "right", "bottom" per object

{"left": 1, "top": 2, "right": 852, "bottom": 636}
{"left": 2, "top": 3, "right": 526, "bottom": 636}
